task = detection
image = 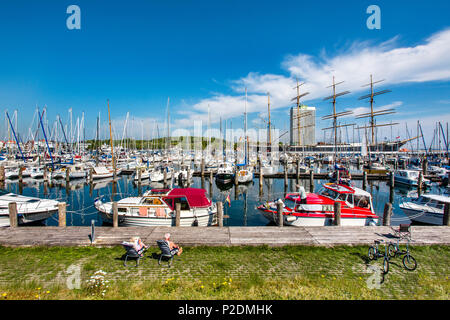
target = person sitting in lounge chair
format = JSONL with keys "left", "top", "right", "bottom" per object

{"left": 164, "top": 233, "right": 183, "bottom": 256}
{"left": 131, "top": 236, "right": 148, "bottom": 256}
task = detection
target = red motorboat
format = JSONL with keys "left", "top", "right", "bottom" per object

{"left": 258, "top": 183, "right": 379, "bottom": 226}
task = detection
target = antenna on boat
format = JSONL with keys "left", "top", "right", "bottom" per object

{"left": 356, "top": 75, "right": 397, "bottom": 146}
{"left": 321, "top": 76, "right": 354, "bottom": 162}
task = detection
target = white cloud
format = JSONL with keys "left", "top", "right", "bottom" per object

{"left": 173, "top": 28, "right": 450, "bottom": 142}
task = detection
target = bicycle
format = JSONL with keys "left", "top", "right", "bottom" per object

{"left": 368, "top": 239, "right": 390, "bottom": 274}
{"left": 388, "top": 224, "right": 417, "bottom": 271}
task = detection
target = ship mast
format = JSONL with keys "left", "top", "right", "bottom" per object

{"left": 322, "top": 76, "right": 354, "bottom": 162}
{"left": 356, "top": 75, "right": 397, "bottom": 146}
{"left": 291, "top": 77, "right": 310, "bottom": 149}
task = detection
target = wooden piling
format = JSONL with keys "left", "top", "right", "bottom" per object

{"left": 112, "top": 202, "right": 118, "bottom": 228}
{"left": 89, "top": 168, "right": 93, "bottom": 183}
{"left": 65, "top": 167, "right": 70, "bottom": 183}
{"left": 201, "top": 158, "right": 205, "bottom": 177}
{"left": 217, "top": 201, "right": 224, "bottom": 227}
{"left": 363, "top": 171, "right": 367, "bottom": 190}
{"left": 333, "top": 202, "right": 341, "bottom": 226}
{"left": 422, "top": 157, "right": 428, "bottom": 175}
{"left": 296, "top": 158, "right": 300, "bottom": 183}
{"left": 383, "top": 202, "right": 393, "bottom": 226}
{"left": 277, "top": 202, "right": 283, "bottom": 227}
{"left": 175, "top": 202, "right": 181, "bottom": 227}
{"left": 283, "top": 164, "right": 288, "bottom": 187}
{"left": 8, "top": 202, "right": 18, "bottom": 228}
{"left": 137, "top": 167, "right": 142, "bottom": 185}
{"left": 309, "top": 170, "right": 314, "bottom": 193}
{"left": 18, "top": 166, "right": 23, "bottom": 183}
{"left": 0, "top": 166, "right": 5, "bottom": 182}
{"left": 389, "top": 171, "right": 395, "bottom": 204}
{"left": 58, "top": 202, "right": 66, "bottom": 227}
{"left": 259, "top": 161, "right": 263, "bottom": 188}
{"left": 418, "top": 171, "right": 423, "bottom": 195}
{"left": 443, "top": 203, "right": 450, "bottom": 226}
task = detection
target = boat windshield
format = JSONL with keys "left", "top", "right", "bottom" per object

{"left": 319, "top": 187, "right": 339, "bottom": 200}
{"left": 354, "top": 195, "right": 371, "bottom": 209}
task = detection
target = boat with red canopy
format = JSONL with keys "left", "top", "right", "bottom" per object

{"left": 257, "top": 183, "right": 379, "bottom": 226}
{"left": 95, "top": 188, "right": 217, "bottom": 226}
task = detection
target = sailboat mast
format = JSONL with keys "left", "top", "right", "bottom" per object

{"left": 267, "top": 93, "right": 271, "bottom": 150}
{"left": 107, "top": 99, "right": 116, "bottom": 174}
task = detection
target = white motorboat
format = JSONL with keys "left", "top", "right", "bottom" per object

{"left": 150, "top": 166, "right": 174, "bottom": 182}
{"left": 95, "top": 188, "right": 217, "bottom": 227}
{"left": 0, "top": 190, "right": 60, "bottom": 227}
{"left": 134, "top": 167, "right": 151, "bottom": 181}
{"left": 394, "top": 170, "right": 431, "bottom": 187}
{"left": 399, "top": 194, "right": 450, "bottom": 225}
{"left": 91, "top": 166, "right": 120, "bottom": 180}
{"left": 30, "top": 167, "right": 44, "bottom": 179}
{"left": 237, "top": 167, "right": 253, "bottom": 184}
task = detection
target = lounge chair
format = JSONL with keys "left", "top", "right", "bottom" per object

{"left": 156, "top": 240, "right": 176, "bottom": 268}
{"left": 122, "top": 242, "right": 145, "bottom": 267}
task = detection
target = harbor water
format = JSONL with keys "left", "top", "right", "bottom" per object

{"left": 2, "top": 163, "right": 447, "bottom": 227}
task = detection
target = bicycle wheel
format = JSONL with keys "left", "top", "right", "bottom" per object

{"left": 368, "top": 246, "right": 376, "bottom": 260}
{"left": 402, "top": 255, "right": 417, "bottom": 271}
{"left": 388, "top": 244, "right": 397, "bottom": 258}
{"left": 383, "top": 257, "right": 389, "bottom": 274}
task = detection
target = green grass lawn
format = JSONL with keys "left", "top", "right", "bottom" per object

{"left": 0, "top": 245, "right": 448, "bottom": 300}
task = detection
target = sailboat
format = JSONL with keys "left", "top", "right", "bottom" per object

{"left": 236, "top": 88, "right": 254, "bottom": 184}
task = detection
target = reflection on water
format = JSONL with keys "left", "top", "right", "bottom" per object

{"left": 2, "top": 168, "right": 447, "bottom": 227}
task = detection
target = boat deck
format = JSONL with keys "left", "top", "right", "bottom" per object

{"left": 0, "top": 226, "right": 449, "bottom": 247}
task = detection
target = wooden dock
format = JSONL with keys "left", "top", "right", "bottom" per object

{"left": 0, "top": 226, "right": 449, "bottom": 247}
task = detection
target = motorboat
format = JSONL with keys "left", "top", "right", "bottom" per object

{"left": 91, "top": 166, "right": 121, "bottom": 180}
{"left": 150, "top": 166, "right": 174, "bottom": 182}
{"left": 95, "top": 188, "right": 217, "bottom": 227}
{"left": 237, "top": 167, "right": 253, "bottom": 184}
{"left": 0, "top": 189, "right": 60, "bottom": 227}
{"left": 30, "top": 167, "right": 44, "bottom": 179}
{"left": 215, "top": 162, "right": 235, "bottom": 184}
{"left": 258, "top": 183, "right": 379, "bottom": 226}
{"left": 134, "top": 167, "right": 151, "bottom": 181}
{"left": 394, "top": 170, "right": 431, "bottom": 187}
{"left": 399, "top": 194, "right": 450, "bottom": 225}
{"left": 363, "top": 162, "right": 389, "bottom": 174}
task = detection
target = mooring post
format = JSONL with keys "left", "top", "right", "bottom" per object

{"left": 309, "top": 169, "right": 314, "bottom": 193}
{"left": 175, "top": 202, "right": 181, "bottom": 227}
{"left": 296, "top": 158, "right": 300, "bottom": 183}
{"left": 58, "top": 202, "right": 66, "bottom": 227}
{"left": 383, "top": 202, "right": 393, "bottom": 226}
{"left": 422, "top": 157, "right": 428, "bottom": 176}
{"left": 8, "top": 202, "right": 18, "bottom": 228}
{"left": 18, "top": 165, "right": 23, "bottom": 184}
{"left": 389, "top": 171, "right": 395, "bottom": 204}
{"left": 443, "top": 203, "right": 450, "bottom": 226}
{"left": 284, "top": 164, "right": 288, "bottom": 188}
{"left": 363, "top": 171, "right": 368, "bottom": 190}
{"left": 137, "top": 167, "right": 142, "bottom": 185}
{"left": 234, "top": 167, "right": 239, "bottom": 186}
{"left": 112, "top": 201, "right": 118, "bottom": 228}
{"left": 334, "top": 202, "right": 341, "bottom": 226}
{"left": 418, "top": 171, "right": 423, "bottom": 195}
{"left": 0, "top": 165, "right": 5, "bottom": 182}
{"left": 217, "top": 201, "right": 224, "bottom": 227}
{"left": 187, "top": 166, "right": 191, "bottom": 186}
{"left": 163, "top": 169, "right": 168, "bottom": 188}
{"left": 65, "top": 167, "right": 70, "bottom": 183}
{"left": 277, "top": 202, "right": 284, "bottom": 227}
{"left": 89, "top": 168, "right": 93, "bottom": 184}
{"left": 201, "top": 158, "right": 205, "bottom": 177}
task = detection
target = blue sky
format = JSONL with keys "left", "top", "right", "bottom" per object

{"left": 0, "top": 0, "right": 449, "bottom": 146}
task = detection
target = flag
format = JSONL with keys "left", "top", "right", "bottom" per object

{"left": 225, "top": 195, "right": 231, "bottom": 207}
